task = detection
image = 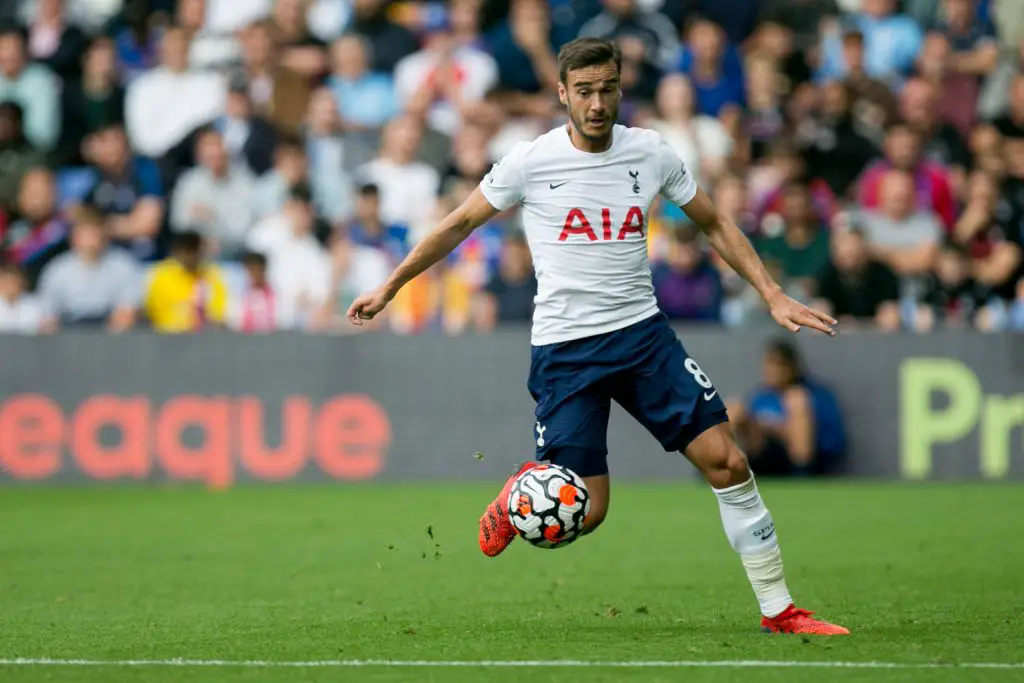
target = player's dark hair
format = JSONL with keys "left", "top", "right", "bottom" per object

{"left": 557, "top": 38, "right": 621, "bottom": 84}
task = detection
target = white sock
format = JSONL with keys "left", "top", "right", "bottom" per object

{"left": 713, "top": 475, "right": 793, "bottom": 618}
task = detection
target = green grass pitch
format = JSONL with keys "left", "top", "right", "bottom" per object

{"left": 1, "top": 481, "right": 1022, "bottom": 683}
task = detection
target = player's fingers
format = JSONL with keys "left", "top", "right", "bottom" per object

{"left": 798, "top": 311, "right": 835, "bottom": 336}
{"left": 346, "top": 300, "right": 367, "bottom": 325}
{"left": 810, "top": 307, "right": 838, "bottom": 327}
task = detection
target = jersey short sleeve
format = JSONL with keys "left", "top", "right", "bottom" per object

{"left": 479, "top": 143, "right": 527, "bottom": 211}
{"left": 656, "top": 136, "right": 698, "bottom": 207}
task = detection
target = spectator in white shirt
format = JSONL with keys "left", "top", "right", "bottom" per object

{"left": 253, "top": 135, "right": 309, "bottom": 219}
{"left": 394, "top": 19, "right": 498, "bottom": 137}
{"left": 170, "top": 128, "right": 258, "bottom": 259}
{"left": 125, "top": 26, "right": 226, "bottom": 158}
{"left": 0, "top": 264, "right": 45, "bottom": 334}
{"left": 0, "top": 24, "right": 60, "bottom": 150}
{"left": 246, "top": 182, "right": 332, "bottom": 330}
{"left": 356, "top": 115, "right": 440, "bottom": 241}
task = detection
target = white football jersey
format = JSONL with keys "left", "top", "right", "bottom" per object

{"left": 479, "top": 124, "right": 698, "bottom": 345}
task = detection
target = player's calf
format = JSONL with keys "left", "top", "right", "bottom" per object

{"left": 579, "top": 474, "right": 609, "bottom": 535}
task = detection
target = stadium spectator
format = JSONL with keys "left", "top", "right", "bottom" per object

{"left": 742, "top": 56, "right": 786, "bottom": 165}
{"left": 58, "top": 36, "right": 126, "bottom": 166}
{"left": 1, "top": 167, "right": 69, "bottom": 287}
{"left": 857, "top": 122, "right": 957, "bottom": 230}
{"left": 175, "top": 0, "right": 240, "bottom": 71}
{"left": 797, "top": 79, "right": 878, "bottom": 198}
{"left": 78, "top": 124, "right": 164, "bottom": 260}
{"left": 0, "top": 102, "right": 45, "bottom": 210}
{"left": 727, "top": 339, "right": 847, "bottom": 477}
{"left": 758, "top": 0, "right": 842, "bottom": 52}
{"left": 441, "top": 123, "right": 493, "bottom": 190}
{"left": 991, "top": 74, "right": 1024, "bottom": 141}
{"left": 912, "top": 240, "right": 992, "bottom": 331}
{"left": 814, "top": 227, "right": 902, "bottom": 330}
{"left": 473, "top": 230, "right": 536, "bottom": 330}
{"left": 348, "top": 0, "right": 419, "bottom": 73}
{"left": 652, "top": 224, "right": 724, "bottom": 323}
{"left": 1009, "top": 278, "right": 1024, "bottom": 330}
{"left": 246, "top": 182, "right": 332, "bottom": 330}
{"left": 899, "top": 77, "right": 970, "bottom": 188}
{"left": 325, "top": 33, "right": 398, "bottom": 131}
{"left": 859, "top": 170, "right": 942, "bottom": 283}
{"left": 37, "top": 206, "right": 141, "bottom": 331}
{"left": 144, "top": 230, "right": 228, "bottom": 333}
{"left": 304, "top": 87, "right": 353, "bottom": 224}
{"left": 356, "top": 115, "right": 440, "bottom": 241}
{"left": 345, "top": 183, "right": 409, "bottom": 266}
{"left": 579, "top": 0, "right": 679, "bottom": 100}
{"left": 0, "top": 23, "right": 60, "bottom": 150}
{"left": 108, "top": 0, "right": 162, "bottom": 83}
{"left": 170, "top": 128, "right": 258, "bottom": 259}
{"left": 486, "top": 0, "right": 572, "bottom": 99}
{"left": 228, "top": 250, "right": 279, "bottom": 333}
{"left": 679, "top": 18, "right": 745, "bottom": 118}
{"left": 23, "top": 0, "right": 88, "bottom": 80}
{"left": 817, "top": 0, "right": 923, "bottom": 85}
{"left": 647, "top": 73, "right": 732, "bottom": 188}
{"left": 394, "top": 17, "right": 498, "bottom": 137}
{"left": 757, "top": 183, "right": 831, "bottom": 292}
{"left": 840, "top": 29, "right": 898, "bottom": 139}
{"left": 124, "top": 26, "right": 225, "bottom": 159}
{"left": 172, "top": 71, "right": 278, "bottom": 181}
{"left": 328, "top": 233, "right": 390, "bottom": 331}
{"left": 268, "top": 0, "right": 328, "bottom": 78}
{"left": 238, "top": 19, "right": 312, "bottom": 135}
{"left": 0, "top": 263, "right": 44, "bottom": 333}
{"left": 952, "top": 170, "right": 1022, "bottom": 300}
{"left": 253, "top": 135, "right": 309, "bottom": 219}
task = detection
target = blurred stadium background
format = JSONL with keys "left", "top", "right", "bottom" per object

{"left": 1, "top": 1, "right": 1023, "bottom": 678}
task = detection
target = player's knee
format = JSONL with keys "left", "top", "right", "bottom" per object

{"left": 703, "top": 443, "right": 751, "bottom": 490}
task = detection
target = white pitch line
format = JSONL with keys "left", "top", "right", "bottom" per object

{"left": 0, "top": 659, "right": 1022, "bottom": 670}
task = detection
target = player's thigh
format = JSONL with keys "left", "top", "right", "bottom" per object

{"left": 612, "top": 319, "right": 729, "bottom": 456}
{"left": 529, "top": 344, "right": 614, "bottom": 478}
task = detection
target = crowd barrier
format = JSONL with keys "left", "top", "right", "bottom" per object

{"left": 0, "top": 328, "right": 1020, "bottom": 484}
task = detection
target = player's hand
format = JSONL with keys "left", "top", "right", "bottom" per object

{"left": 347, "top": 287, "right": 393, "bottom": 327}
{"left": 766, "top": 290, "right": 837, "bottom": 337}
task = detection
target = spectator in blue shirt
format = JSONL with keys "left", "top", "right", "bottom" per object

{"left": 728, "top": 339, "right": 848, "bottom": 477}
{"left": 679, "top": 19, "right": 746, "bottom": 117}
{"left": 345, "top": 183, "right": 409, "bottom": 266}
{"left": 485, "top": 0, "right": 578, "bottom": 94}
{"left": 817, "top": 0, "right": 923, "bottom": 86}
{"left": 326, "top": 33, "right": 398, "bottom": 131}
{"left": 79, "top": 124, "right": 164, "bottom": 260}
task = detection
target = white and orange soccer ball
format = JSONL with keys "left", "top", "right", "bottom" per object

{"left": 507, "top": 464, "right": 590, "bottom": 549}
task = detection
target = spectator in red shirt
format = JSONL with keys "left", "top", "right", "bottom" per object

{"left": 857, "top": 122, "right": 958, "bottom": 231}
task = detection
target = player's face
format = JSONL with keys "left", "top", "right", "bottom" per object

{"left": 560, "top": 61, "right": 620, "bottom": 143}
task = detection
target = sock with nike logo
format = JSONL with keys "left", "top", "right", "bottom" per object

{"left": 713, "top": 475, "right": 793, "bottom": 618}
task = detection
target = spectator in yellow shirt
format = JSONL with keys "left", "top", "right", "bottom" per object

{"left": 144, "top": 231, "right": 228, "bottom": 332}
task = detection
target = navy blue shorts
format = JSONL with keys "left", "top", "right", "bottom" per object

{"left": 527, "top": 312, "right": 728, "bottom": 478}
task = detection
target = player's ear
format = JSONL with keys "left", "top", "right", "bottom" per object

{"left": 558, "top": 82, "right": 567, "bottom": 106}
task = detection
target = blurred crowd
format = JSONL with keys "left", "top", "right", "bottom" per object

{"left": 0, "top": 0, "right": 1023, "bottom": 335}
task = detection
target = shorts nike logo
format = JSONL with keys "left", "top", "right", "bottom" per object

{"left": 704, "top": 390, "right": 717, "bottom": 401}
{"left": 549, "top": 181, "right": 569, "bottom": 190}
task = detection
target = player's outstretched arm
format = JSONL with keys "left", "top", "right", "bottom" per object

{"left": 681, "top": 188, "right": 836, "bottom": 337}
{"left": 347, "top": 188, "right": 500, "bottom": 326}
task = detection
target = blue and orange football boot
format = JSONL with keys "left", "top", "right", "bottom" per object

{"left": 478, "top": 461, "right": 538, "bottom": 557}
{"left": 761, "top": 605, "right": 850, "bottom": 635}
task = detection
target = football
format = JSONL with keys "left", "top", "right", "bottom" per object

{"left": 507, "top": 464, "right": 591, "bottom": 549}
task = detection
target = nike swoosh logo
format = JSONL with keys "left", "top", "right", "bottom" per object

{"left": 703, "top": 390, "right": 717, "bottom": 401}
{"left": 760, "top": 528, "right": 776, "bottom": 542}
{"left": 549, "top": 181, "right": 569, "bottom": 190}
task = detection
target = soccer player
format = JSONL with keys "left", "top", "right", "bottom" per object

{"left": 348, "top": 38, "right": 848, "bottom": 636}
